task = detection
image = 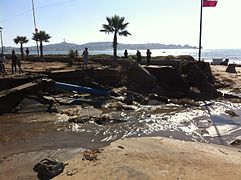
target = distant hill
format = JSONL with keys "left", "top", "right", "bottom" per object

{"left": 5, "top": 41, "right": 198, "bottom": 52}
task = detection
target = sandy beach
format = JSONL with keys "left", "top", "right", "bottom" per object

{"left": 56, "top": 137, "right": 241, "bottom": 180}
{"left": 211, "top": 65, "right": 241, "bottom": 88}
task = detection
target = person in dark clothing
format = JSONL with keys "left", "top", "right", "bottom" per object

{"left": 136, "top": 50, "right": 142, "bottom": 64}
{"left": 25, "top": 48, "right": 30, "bottom": 56}
{"left": 124, "top": 50, "right": 128, "bottom": 59}
{"left": 11, "top": 49, "right": 18, "bottom": 74}
{"left": 82, "top": 47, "right": 89, "bottom": 69}
{"left": 146, "top": 49, "right": 152, "bottom": 66}
{"left": 17, "top": 57, "right": 23, "bottom": 73}
{"left": 0, "top": 53, "right": 6, "bottom": 76}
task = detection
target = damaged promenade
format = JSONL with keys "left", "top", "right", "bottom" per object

{"left": 0, "top": 56, "right": 226, "bottom": 114}
{"left": 1, "top": 56, "right": 241, "bottom": 179}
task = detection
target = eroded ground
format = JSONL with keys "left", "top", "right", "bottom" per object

{"left": 1, "top": 63, "right": 241, "bottom": 179}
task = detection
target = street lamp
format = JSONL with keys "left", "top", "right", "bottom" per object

{"left": 0, "top": 27, "right": 3, "bottom": 54}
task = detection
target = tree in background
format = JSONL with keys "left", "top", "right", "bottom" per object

{"left": 32, "top": 30, "right": 51, "bottom": 59}
{"left": 100, "top": 15, "right": 131, "bottom": 61}
{"left": 13, "top": 36, "right": 29, "bottom": 60}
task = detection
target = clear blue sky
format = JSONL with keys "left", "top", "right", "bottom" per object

{"left": 1, "top": 0, "right": 240, "bottom": 49}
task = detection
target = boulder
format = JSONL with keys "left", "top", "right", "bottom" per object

{"left": 121, "top": 61, "right": 163, "bottom": 94}
{"left": 145, "top": 66, "right": 188, "bottom": 97}
{"left": 226, "top": 64, "right": 237, "bottom": 73}
{"left": 184, "top": 62, "right": 219, "bottom": 97}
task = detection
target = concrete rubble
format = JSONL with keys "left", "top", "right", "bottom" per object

{"left": 0, "top": 59, "right": 225, "bottom": 114}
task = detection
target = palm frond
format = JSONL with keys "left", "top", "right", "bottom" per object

{"left": 32, "top": 30, "right": 51, "bottom": 42}
{"left": 119, "top": 30, "right": 131, "bottom": 36}
{"left": 13, "top": 36, "right": 28, "bottom": 44}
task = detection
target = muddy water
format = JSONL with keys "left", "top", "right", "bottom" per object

{"left": 1, "top": 98, "right": 241, "bottom": 157}
{"left": 0, "top": 108, "right": 109, "bottom": 157}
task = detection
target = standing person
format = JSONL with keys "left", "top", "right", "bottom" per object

{"left": 82, "top": 47, "right": 89, "bottom": 69}
{"left": 0, "top": 53, "right": 6, "bottom": 77}
{"left": 136, "top": 50, "right": 142, "bottom": 64}
{"left": 17, "top": 56, "right": 23, "bottom": 73}
{"left": 146, "top": 49, "right": 152, "bottom": 66}
{"left": 11, "top": 49, "right": 18, "bottom": 74}
{"left": 124, "top": 49, "right": 128, "bottom": 59}
{"left": 25, "top": 48, "right": 30, "bottom": 56}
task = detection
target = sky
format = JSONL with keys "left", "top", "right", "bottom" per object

{"left": 0, "top": 0, "right": 241, "bottom": 49}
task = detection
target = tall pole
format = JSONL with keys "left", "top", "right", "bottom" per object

{"left": 32, "top": 0, "right": 39, "bottom": 56}
{"left": 198, "top": 0, "right": 203, "bottom": 62}
{"left": 0, "top": 27, "right": 3, "bottom": 54}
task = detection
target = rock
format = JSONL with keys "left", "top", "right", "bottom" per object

{"left": 145, "top": 66, "right": 188, "bottom": 96}
{"left": 94, "top": 114, "right": 112, "bottom": 125}
{"left": 230, "top": 88, "right": 241, "bottom": 93}
{"left": 170, "top": 98, "right": 199, "bottom": 107}
{"left": 82, "top": 149, "right": 101, "bottom": 161}
{"left": 148, "top": 94, "right": 168, "bottom": 104}
{"left": 223, "top": 93, "right": 241, "bottom": 100}
{"left": 229, "top": 136, "right": 241, "bottom": 146}
{"left": 184, "top": 62, "right": 219, "bottom": 97}
{"left": 116, "top": 102, "right": 138, "bottom": 110}
{"left": 226, "top": 64, "right": 237, "bottom": 73}
{"left": 33, "top": 159, "right": 65, "bottom": 179}
{"left": 68, "top": 115, "right": 92, "bottom": 123}
{"left": 66, "top": 169, "right": 78, "bottom": 176}
{"left": 121, "top": 61, "right": 162, "bottom": 94}
{"left": 225, "top": 110, "right": 239, "bottom": 117}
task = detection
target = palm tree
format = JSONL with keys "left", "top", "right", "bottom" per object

{"left": 13, "top": 36, "right": 29, "bottom": 59}
{"left": 32, "top": 30, "right": 51, "bottom": 58}
{"left": 100, "top": 15, "right": 131, "bottom": 60}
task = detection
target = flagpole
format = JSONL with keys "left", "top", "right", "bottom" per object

{"left": 198, "top": 0, "right": 203, "bottom": 62}
{"left": 32, "top": 0, "right": 39, "bottom": 56}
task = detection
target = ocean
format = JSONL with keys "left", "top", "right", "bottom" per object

{"left": 19, "top": 48, "right": 241, "bottom": 64}
{"left": 103, "top": 49, "right": 241, "bottom": 64}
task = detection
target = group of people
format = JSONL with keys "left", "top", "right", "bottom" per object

{"left": 0, "top": 49, "right": 24, "bottom": 77}
{"left": 1, "top": 47, "right": 153, "bottom": 77}
{"left": 124, "top": 49, "right": 152, "bottom": 66}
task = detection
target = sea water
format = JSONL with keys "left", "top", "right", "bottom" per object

{"left": 41, "top": 48, "right": 241, "bottom": 64}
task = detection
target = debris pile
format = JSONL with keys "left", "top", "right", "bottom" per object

{"left": 0, "top": 59, "right": 228, "bottom": 114}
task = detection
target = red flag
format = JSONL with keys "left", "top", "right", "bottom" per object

{"left": 203, "top": 0, "right": 217, "bottom": 7}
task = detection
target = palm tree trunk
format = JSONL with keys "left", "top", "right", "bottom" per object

{"left": 20, "top": 43, "right": 24, "bottom": 61}
{"left": 20, "top": 43, "right": 24, "bottom": 56}
{"left": 40, "top": 41, "right": 43, "bottom": 59}
{"left": 113, "top": 32, "right": 117, "bottom": 61}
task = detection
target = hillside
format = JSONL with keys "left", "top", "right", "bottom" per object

{"left": 5, "top": 41, "right": 197, "bottom": 52}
